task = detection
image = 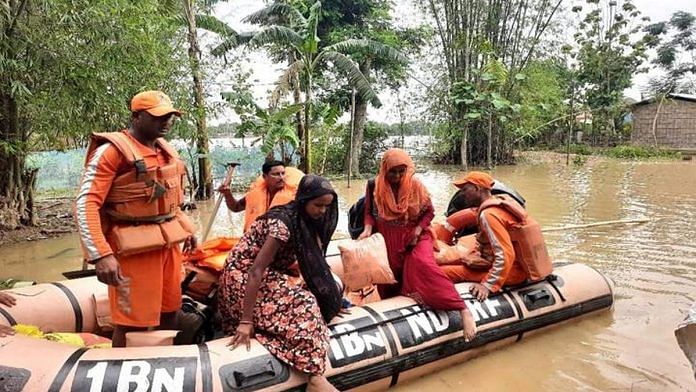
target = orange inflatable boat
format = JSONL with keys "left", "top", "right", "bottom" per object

{"left": 0, "top": 261, "right": 612, "bottom": 391}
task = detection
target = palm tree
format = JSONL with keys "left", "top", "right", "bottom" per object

{"left": 244, "top": 1, "right": 407, "bottom": 172}
{"left": 179, "top": 0, "right": 241, "bottom": 199}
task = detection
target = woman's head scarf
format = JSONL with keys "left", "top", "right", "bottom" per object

{"left": 374, "top": 148, "right": 430, "bottom": 221}
{"left": 263, "top": 174, "right": 342, "bottom": 322}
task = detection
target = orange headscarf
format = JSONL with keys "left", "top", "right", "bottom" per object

{"left": 374, "top": 148, "right": 430, "bottom": 221}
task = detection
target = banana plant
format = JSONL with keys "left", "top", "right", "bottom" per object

{"left": 222, "top": 92, "right": 301, "bottom": 162}
{"left": 242, "top": 1, "right": 407, "bottom": 172}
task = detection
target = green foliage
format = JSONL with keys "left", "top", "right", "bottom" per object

{"left": 426, "top": 0, "right": 565, "bottom": 166}
{"left": 515, "top": 60, "right": 570, "bottom": 145}
{"left": 240, "top": 0, "right": 406, "bottom": 172}
{"left": 320, "top": 121, "right": 388, "bottom": 174}
{"left": 643, "top": 10, "right": 696, "bottom": 94}
{"left": 572, "top": 154, "right": 587, "bottom": 166}
{"left": 571, "top": 0, "right": 650, "bottom": 144}
{"left": 563, "top": 144, "right": 593, "bottom": 156}
{"left": 1, "top": 0, "right": 189, "bottom": 150}
{"left": 601, "top": 145, "right": 679, "bottom": 159}
{"left": 221, "top": 92, "right": 301, "bottom": 162}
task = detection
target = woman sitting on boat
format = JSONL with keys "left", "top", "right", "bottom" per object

{"left": 358, "top": 148, "right": 477, "bottom": 341}
{"left": 218, "top": 174, "right": 342, "bottom": 392}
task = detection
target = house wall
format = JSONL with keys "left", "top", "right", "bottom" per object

{"left": 631, "top": 99, "right": 696, "bottom": 149}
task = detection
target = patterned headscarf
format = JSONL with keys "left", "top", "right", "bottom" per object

{"left": 264, "top": 174, "right": 341, "bottom": 322}
{"left": 374, "top": 148, "right": 431, "bottom": 221}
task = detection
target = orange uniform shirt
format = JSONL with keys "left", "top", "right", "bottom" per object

{"left": 75, "top": 132, "right": 170, "bottom": 262}
{"left": 477, "top": 206, "right": 528, "bottom": 292}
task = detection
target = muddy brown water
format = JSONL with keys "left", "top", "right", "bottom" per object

{"left": 1, "top": 158, "right": 694, "bottom": 390}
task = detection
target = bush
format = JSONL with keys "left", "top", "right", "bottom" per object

{"left": 557, "top": 143, "right": 593, "bottom": 156}
{"left": 601, "top": 145, "right": 679, "bottom": 159}
{"left": 319, "top": 121, "right": 388, "bottom": 175}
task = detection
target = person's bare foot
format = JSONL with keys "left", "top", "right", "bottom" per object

{"left": 461, "top": 309, "right": 477, "bottom": 342}
{"left": 307, "top": 375, "right": 338, "bottom": 392}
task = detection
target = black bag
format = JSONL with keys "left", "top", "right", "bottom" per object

{"left": 174, "top": 296, "right": 215, "bottom": 345}
{"left": 348, "top": 179, "right": 376, "bottom": 239}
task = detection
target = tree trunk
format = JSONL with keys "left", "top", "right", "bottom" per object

{"left": 0, "top": 92, "right": 34, "bottom": 229}
{"left": 651, "top": 95, "right": 665, "bottom": 147}
{"left": 303, "top": 71, "right": 313, "bottom": 173}
{"left": 184, "top": 0, "right": 212, "bottom": 200}
{"left": 291, "top": 53, "right": 305, "bottom": 167}
{"left": 460, "top": 125, "right": 469, "bottom": 170}
{"left": 344, "top": 58, "right": 371, "bottom": 176}
{"left": 487, "top": 112, "right": 493, "bottom": 169}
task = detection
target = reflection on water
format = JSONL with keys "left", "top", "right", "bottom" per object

{"left": 1, "top": 158, "right": 695, "bottom": 390}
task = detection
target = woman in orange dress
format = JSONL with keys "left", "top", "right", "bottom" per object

{"left": 358, "top": 148, "right": 477, "bottom": 341}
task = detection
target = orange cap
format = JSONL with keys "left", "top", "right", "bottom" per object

{"left": 130, "top": 91, "right": 181, "bottom": 117}
{"left": 453, "top": 171, "right": 494, "bottom": 189}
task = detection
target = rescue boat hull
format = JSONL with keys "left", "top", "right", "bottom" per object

{"left": 0, "top": 263, "right": 613, "bottom": 391}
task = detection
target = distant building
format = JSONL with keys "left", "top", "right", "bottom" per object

{"left": 631, "top": 93, "right": 696, "bottom": 149}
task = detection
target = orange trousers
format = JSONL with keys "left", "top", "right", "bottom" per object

{"left": 109, "top": 246, "right": 183, "bottom": 327}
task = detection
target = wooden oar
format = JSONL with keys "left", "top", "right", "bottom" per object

{"left": 541, "top": 218, "right": 649, "bottom": 233}
{"left": 201, "top": 162, "right": 240, "bottom": 243}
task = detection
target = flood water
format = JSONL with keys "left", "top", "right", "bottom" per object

{"left": 1, "top": 156, "right": 694, "bottom": 390}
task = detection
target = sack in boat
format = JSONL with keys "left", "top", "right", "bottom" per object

{"left": 339, "top": 233, "right": 396, "bottom": 292}
{"left": 434, "top": 234, "right": 492, "bottom": 270}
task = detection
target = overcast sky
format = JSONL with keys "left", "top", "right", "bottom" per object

{"left": 210, "top": 0, "right": 695, "bottom": 124}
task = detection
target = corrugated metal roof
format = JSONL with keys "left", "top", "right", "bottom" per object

{"left": 633, "top": 93, "right": 696, "bottom": 106}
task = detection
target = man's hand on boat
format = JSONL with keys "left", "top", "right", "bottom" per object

{"left": 0, "top": 292, "right": 16, "bottom": 307}
{"left": 95, "top": 255, "right": 126, "bottom": 286}
{"left": 469, "top": 283, "right": 491, "bottom": 302}
{"left": 0, "top": 292, "right": 16, "bottom": 337}
{"left": 228, "top": 323, "right": 254, "bottom": 351}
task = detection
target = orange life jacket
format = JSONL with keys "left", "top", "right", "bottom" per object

{"left": 243, "top": 167, "right": 304, "bottom": 232}
{"left": 432, "top": 207, "right": 478, "bottom": 244}
{"left": 85, "top": 131, "right": 195, "bottom": 256}
{"left": 477, "top": 195, "right": 552, "bottom": 281}
{"left": 184, "top": 237, "right": 240, "bottom": 272}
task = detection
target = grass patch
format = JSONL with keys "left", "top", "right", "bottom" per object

{"left": 600, "top": 145, "right": 680, "bottom": 160}
{"left": 555, "top": 144, "right": 593, "bottom": 156}
{"left": 545, "top": 144, "right": 680, "bottom": 160}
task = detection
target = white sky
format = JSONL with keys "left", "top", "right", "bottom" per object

{"left": 207, "top": 0, "right": 695, "bottom": 125}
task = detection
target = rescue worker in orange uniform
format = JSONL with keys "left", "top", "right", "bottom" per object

{"left": 440, "top": 172, "right": 532, "bottom": 301}
{"left": 218, "top": 160, "right": 304, "bottom": 232}
{"left": 75, "top": 91, "right": 197, "bottom": 347}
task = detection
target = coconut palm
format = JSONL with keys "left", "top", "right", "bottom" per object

{"left": 244, "top": 1, "right": 407, "bottom": 172}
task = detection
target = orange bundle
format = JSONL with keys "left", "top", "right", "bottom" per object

{"left": 184, "top": 237, "right": 240, "bottom": 272}
{"left": 338, "top": 233, "right": 396, "bottom": 292}
{"left": 433, "top": 234, "right": 491, "bottom": 269}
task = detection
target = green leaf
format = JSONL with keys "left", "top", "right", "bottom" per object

{"left": 514, "top": 73, "right": 526, "bottom": 80}
{"left": 466, "top": 112, "right": 482, "bottom": 119}
{"left": 318, "top": 50, "right": 380, "bottom": 107}
{"left": 242, "top": 3, "right": 306, "bottom": 27}
{"left": 325, "top": 39, "right": 408, "bottom": 63}
{"left": 248, "top": 26, "right": 304, "bottom": 50}
{"left": 491, "top": 99, "right": 508, "bottom": 109}
{"left": 195, "top": 15, "right": 238, "bottom": 37}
